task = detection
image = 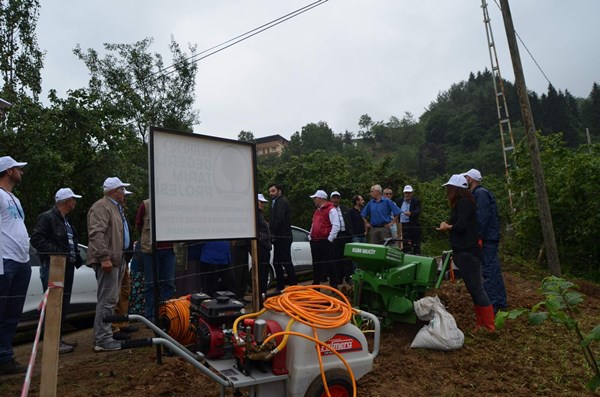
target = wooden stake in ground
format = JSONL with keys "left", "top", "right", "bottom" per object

{"left": 40, "top": 255, "right": 66, "bottom": 397}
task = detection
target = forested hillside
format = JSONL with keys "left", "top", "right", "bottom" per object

{"left": 1, "top": 1, "right": 599, "bottom": 280}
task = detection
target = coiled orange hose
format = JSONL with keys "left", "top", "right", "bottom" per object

{"left": 263, "top": 284, "right": 355, "bottom": 329}
{"left": 262, "top": 285, "right": 358, "bottom": 397}
{"left": 159, "top": 297, "right": 196, "bottom": 346}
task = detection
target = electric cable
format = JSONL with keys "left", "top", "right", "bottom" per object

{"left": 492, "top": 0, "right": 553, "bottom": 88}
{"left": 141, "top": 0, "right": 329, "bottom": 84}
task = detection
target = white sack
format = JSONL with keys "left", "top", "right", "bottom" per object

{"left": 410, "top": 295, "right": 464, "bottom": 351}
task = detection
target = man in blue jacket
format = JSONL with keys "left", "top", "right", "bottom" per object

{"left": 464, "top": 169, "right": 507, "bottom": 313}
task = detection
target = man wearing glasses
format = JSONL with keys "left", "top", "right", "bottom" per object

{"left": 87, "top": 177, "right": 131, "bottom": 352}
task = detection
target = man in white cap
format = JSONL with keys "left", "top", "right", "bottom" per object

{"left": 329, "top": 191, "right": 354, "bottom": 284}
{"left": 0, "top": 156, "right": 30, "bottom": 375}
{"left": 87, "top": 177, "right": 131, "bottom": 351}
{"left": 397, "top": 185, "right": 422, "bottom": 254}
{"left": 112, "top": 187, "right": 138, "bottom": 339}
{"left": 31, "top": 188, "right": 84, "bottom": 354}
{"left": 463, "top": 168, "right": 507, "bottom": 313}
{"left": 308, "top": 190, "right": 341, "bottom": 289}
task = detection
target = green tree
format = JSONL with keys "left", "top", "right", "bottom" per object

{"left": 0, "top": 0, "right": 44, "bottom": 100}
{"left": 73, "top": 37, "right": 199, "bottom": 143}
{"left": 581, "top": 82, "right": 600, "bottom": 142}
{"left": 285, "top": 121, "right": 342, "bottom": 156}
{"left": 238, "top": 130, "right": 255, "bottom": 142}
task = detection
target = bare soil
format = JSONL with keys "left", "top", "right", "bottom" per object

{"left": 2, "top": 264, "right": 599, "bottom": 397}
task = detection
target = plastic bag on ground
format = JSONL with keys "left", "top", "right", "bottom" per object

{"left": 410, "top": 295, "right": 464, "bottom": 351}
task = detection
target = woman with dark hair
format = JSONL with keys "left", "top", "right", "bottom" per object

{"left": 437, "top": 174, "right": 495, "bottom": 332}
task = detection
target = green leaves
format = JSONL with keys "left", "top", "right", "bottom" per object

{"left": 496, "top": 277, "right": 599, "bottom": 391}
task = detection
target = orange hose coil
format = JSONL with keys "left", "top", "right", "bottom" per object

{"left": 159, "top": 297, "right": 196, "bottom": 346}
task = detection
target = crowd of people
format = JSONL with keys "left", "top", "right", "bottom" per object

{"left": 0, "top": 158, "right": 508, "bottom": 375}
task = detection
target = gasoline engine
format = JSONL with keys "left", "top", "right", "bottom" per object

{"left": 177, "top": 286, "right": 381, "bottom": 397}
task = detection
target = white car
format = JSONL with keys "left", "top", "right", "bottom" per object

{"left": 19, "top": 244, "right": 97, "bottom": 330}
{"left": 250, "top": 225, "right": 313, "bottom": 287}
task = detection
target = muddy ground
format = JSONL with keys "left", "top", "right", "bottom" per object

{"left": 2, "top": 266, "right": 599, "bottom": 397}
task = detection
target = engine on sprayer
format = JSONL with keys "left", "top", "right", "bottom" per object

{"left": 190, "top": 291, "right": 244, "bottom": 359}
{"left": 189, "top": 290, "right": 289, "bottom": 376}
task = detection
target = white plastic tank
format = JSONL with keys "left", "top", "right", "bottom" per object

{"left": 259, "top": 310, "right": 374, "bottom": 397}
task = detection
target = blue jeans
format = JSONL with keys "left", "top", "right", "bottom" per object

{"left": 0, "top": 259, "right": 31, "bottom": 363}
{"left": 481, "top": 241, "right": 507, "bottom": 311}
{"left": 143, "top": 249, "right": 176, "bottom": 320}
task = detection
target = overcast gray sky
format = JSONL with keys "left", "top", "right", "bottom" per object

{"left": 37, "top": 1, "right": 599, "bottom": 141}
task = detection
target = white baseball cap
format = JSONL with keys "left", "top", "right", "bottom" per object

{"left": 463, "top": 168, "right": 482, "bottom": 182}
{"left": 403, "top": 185, "right": 413, "bottom": 193}
{"left": 103, "top": 177, "right": 131, "bottom": 192}
{"left": 124, "top": 188, "right": 134, "bottom": 196}
{"left": 309, "top": 190, "right": 328, "bottom": 199}
{"left": 330, "top": 191, "right": 341, "bottom": 198}
{"left": 442, "top": 174, "right": 469, "bottom": 189}
{"left": 0, "top": 156, "right": 27, "bottom": 173}
{"left": 55, "top": 188, "right": 82, "bottom": 202}
{"left": 257, "top": 193, "right": 269, "bottom": 202}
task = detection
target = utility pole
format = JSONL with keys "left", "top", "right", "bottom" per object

{"left": 499, "top": 0, "right": 561, "bottom": 276}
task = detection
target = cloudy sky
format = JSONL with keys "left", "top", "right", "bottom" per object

{"left": 37, "top": 0, "right": 599, "bottom": 141}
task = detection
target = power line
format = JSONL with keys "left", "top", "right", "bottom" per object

{"left": 143, "top": 0, "right": 329, "bottom": 84}
{"left": 492, "top": 0, "right": 553, "bottom": 88}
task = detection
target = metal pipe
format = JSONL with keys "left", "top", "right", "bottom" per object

{"left": 356, "top": 310, "right": 380, "bottom": 359}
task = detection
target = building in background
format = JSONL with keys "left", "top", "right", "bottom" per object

{"left": 256, "top": 134, "right": 288, "bottom": 157}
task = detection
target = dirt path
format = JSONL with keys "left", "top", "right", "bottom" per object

{"left": 2, "top": 272, "right": 599, "bottom": 397}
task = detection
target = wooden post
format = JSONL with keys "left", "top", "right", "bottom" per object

{"left": 499, "top": 0, "right": 561, "bottom": 276}
{"left": 40, "top": 255, "right": 66, "bottom": 397}
{"left": 250, "top": 240, "right": 261, "bottom": 311}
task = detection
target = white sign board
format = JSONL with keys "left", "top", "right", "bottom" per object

{"left": 150, "top": 128, "right": 257, "bottom": 242}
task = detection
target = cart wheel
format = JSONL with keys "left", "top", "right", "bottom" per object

{"left": 304, "top": 368, "right": 353, "bottom": 397}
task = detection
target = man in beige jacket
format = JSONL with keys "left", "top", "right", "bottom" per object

{"left": 87, "top": 177, "right": 131, "bottom": 352}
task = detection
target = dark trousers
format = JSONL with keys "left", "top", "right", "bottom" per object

{"left": 481, "top": 241, "right": 508, "bottom": 311}
{"left": 453, "top": 251, "right": 490, "bottom": 307}
{"left": 199, "top": 262, "right": 236, "bottom": 297}
{"left": 231, "top": 241, "right": 250, "bottom": 299}
{"left": 310, "top": 240, "right": 338, "bottom": 288}
{"left": 258, "top": 247, "right": 271, "bottom": 296}
{"left": 40, "top": 260, "right": 75, "bottom": 335}
{"left": 0, "top": 259, "right": 31, "bottom": 363}
{"left": 401, "top": 222, "right": 421, "bottom": 254}
{"left": 272, "top": 236, "right": 296, "bottom": 291}
{"left": 334, "top": 234, "right": 353, "bottom": 282}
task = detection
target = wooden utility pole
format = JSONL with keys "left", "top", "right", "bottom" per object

{"left": 499, "top": 0, "right": 561, "bottom": 276}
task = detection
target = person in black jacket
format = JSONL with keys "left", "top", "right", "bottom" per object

{"left": 437, "top": 175, "right": 495, "bottom": 332}
{"left": 330, "top": 191, "right": 354, "bottom": 284}
{"left": 267, "top": 184, "right": 297, "bottom": 291}
{"left": 396, "top": 185, "right": 421, "bottom": 254}
{"left": 30, "top": 188, "right": 84, "bottom": 353}
{"left": 257, "top": 194, "right": 272, "bottom": 296}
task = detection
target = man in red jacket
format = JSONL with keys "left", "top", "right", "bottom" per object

{"left": 308, "top": 190, "right": 341, "bottom": 289}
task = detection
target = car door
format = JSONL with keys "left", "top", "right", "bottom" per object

{"left": 290, "top": 226, "right": 312, "bottom": 273}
